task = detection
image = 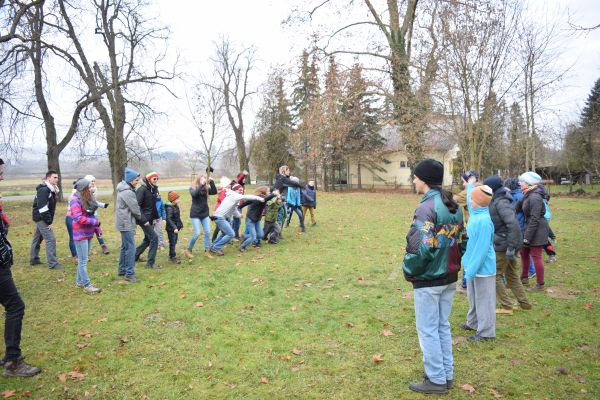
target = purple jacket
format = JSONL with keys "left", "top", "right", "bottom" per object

{"left": 70, "top": 193, "right": 99, "bottom": 241}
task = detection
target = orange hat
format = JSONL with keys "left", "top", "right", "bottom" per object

{"left": 167, "top": 191, "right": 180, "bottom": 202}
{"left": 471, "top": 185, "right": 493, "bottom": 207}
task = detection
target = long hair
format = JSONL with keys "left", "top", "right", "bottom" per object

{"left": 430, "top": 185, "right": 459, "bottom": 214}
{"left": 253, "top": 186, "right": 269, "bottom": 197}
{"left": 80, "top": 187, "right": 93, "bottom": 211}
{"left": 193, "top": 175, "right": 207, "bottom": 189}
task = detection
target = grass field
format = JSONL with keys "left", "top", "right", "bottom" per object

{"left": 0, "top": 190, "right": 599, "bottom": 399}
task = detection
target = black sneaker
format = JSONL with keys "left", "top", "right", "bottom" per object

{"left": 460, "top": 323, "right": 476, "bottom": 331}
{"left": 467, "top": 334, "right": 495, "bottom": 343}
{"left": 29, "top": 259, "right": 43, "bottom": 266}
{"left": 147, "top": 264, "right": 162, "bottom": 270}
{"left": 170, "top": 257, "right": 181, "bottom": 264}
{"left": 3, "top": 358, "right": 42, "bottom": 377}
{"left": 423, "top": 372, "right": 453, "bottom": 389}
{"left": 210, "top": 248, "right": 224, "bottom": 256}
{"left": 409, "top": 378, "right": 448, "bottom": 394}
{"left": 238, "top": 246, "right": 247, "bottom": 253}
{"left": 49, "top": 264, "right": 63, "bottom": 270}
{"left": 124, "top": 275, "right": 140, "bottom": 283}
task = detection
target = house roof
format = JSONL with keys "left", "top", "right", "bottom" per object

{"left": 379, "top": 114, "right": 459, "bottom": 153}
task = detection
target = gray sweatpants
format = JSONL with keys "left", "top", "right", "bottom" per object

{"left": 30, "top": 220, "right": 59, "bottom": 268}
{"left": 466, "top": 276, "right": 496, "bottom": 338}
{"left": 154, "top": 218, "right": 165, "bottom": 248}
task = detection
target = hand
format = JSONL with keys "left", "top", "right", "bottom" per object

{"left": 144, "top": 221, "right": 150, "bottom": 227}
{"left": 522, "top": 239, "right": 530, "bottom": 247}
{"left": 174, "top": 229, "right": 179, "bottom": 234}
{"left": 506, "top": 248, "right": 518, "bottom": 262}
{"left": 104, "top": 203, "right": 110, "bottom": 208}
{"left": 47, "top": 225, "right": 52, "bottom": 231}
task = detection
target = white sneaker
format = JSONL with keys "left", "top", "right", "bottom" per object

{"left": 83, "top": 284, "right": 102, "bottom": 294}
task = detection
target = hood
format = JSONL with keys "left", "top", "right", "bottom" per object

{"left": 117, "top": 181, "right": 134, "bottom": 192}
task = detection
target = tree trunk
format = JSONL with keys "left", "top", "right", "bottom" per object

{"left": 357, "top": 160, "right": 362, "bottom": 189}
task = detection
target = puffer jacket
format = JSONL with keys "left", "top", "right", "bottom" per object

{"left": 273, "top": 173, "right": 302, "bottom": 200}
{"left": 301, "top": 185, "right": 317, "bottom": 208}
{"left": 116, "top": 181, "right": 144, "bottom": 231}
{"left": 136, "top": 179, "right": 159, "bottom": 224}
{"left": 488, "top": 188, "right": 522, "bottom": 252}
{"left": 32, "top": 183, "right": 57, "bottom": 225}
{"left": 403, "top": 188, "right": 465, "bottom": 288}
{"left": 519, "top": 186, "right": 550, "bottom": 246}
{"left": 462, "top": 207, "right": 496, "bottom": 280}
{"left": 165, "top": 201, "right": 183, "bottom": 232}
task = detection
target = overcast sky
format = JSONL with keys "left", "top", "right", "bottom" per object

{"left": 21, "top": 0, "right": 600, "bottom": 156}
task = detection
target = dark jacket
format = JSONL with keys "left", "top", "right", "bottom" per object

{"left": 519, "top": 186, "right": 550, "bottom": 246}
{"left": 32, "top": 183, "right": 57, "bottom": 225}
{"left": 403, "top": 189, "right": 465, "bottom": 288}
{"left": 165, "top": 202, "right": 183, "bottom": 232}
{"left": 273, "top": 173, "right": 302, "bottom": 200}
{"left": 240, "top": 193, "right": 276, "bottom": 222}
{"left": 0, "top": 217, "right": 13, "bottom": 269}
{"left": 189, "top": 180, "right": 217, "bottom": 219}
{"left": 136, "top": 179, "right": 159, "bottom": 224}
{"left": 301, "top": 185, "right": 317, "bottom": 208}
{"left": 488, "top": 188, "right": 522, "bottom": 252}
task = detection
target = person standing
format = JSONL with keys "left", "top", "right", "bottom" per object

{"left": 301, "top": 180, "right": 317, "bottom": 226}
{"left": 84, "top": 175, "right": 110, "bottom": 255}
{"left": 186, "top": 175, "right": 217, "bottom": 259}
{"left": 165, "top": 191, "right": 184, "bottom": 264}
{"left": 403, "top": 159, "right": 464, "bottom": 395}
{"left": 153, "top": 176, "right": 166, "bottom": 251}
{"left": 135, "top": 171, "right": 161, "bottom": 269}
{"left": 29, "top": 170, "right": 62, "bottom": 270}
{"left": 0, "top": 158, "right": 42, "bottom": 377}
{"left": 453, "top": 170, "right": 480, "bottom": 291}
{"left": 70, "top": 178, "right": 102, "bottom": 293}
{"left": 483, "top": 176, "right": 531, "bottom": 312}
{"left": 116, "top": 167, "right": 146, "bottom": 282}
{"left": 517, "top": 171, "right": 549, "bottom": 292}
{"left": 231, "top": 170, "right": 249, "bottom": 241}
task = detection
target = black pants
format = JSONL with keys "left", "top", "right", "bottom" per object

{"left": 0, "top": 269, "right": 25, "bottom": 363}
{"left": 135, "top": 224, "right": 158, "bottom": 266}
{"left": 167, "top": 230, "right": 178, "bottom": 258}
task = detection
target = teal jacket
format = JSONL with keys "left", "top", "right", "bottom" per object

{"left": 403, "top": 189, "right": 465, "bottom": 288}
{"left": 462, "top": 206, "right": 496, "bottom": 280}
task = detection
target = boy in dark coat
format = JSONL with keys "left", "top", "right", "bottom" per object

{"left": 165, "top": 191, "right": 184, "bottom": 264}
{"left": 301, "top": 180, "right": 317, "bottom": 226}
{"left": 30, "top": 170, "right": 62, "bottom": 269}
{"left": 135, "top": 171, "right": 160, "bottom": 269}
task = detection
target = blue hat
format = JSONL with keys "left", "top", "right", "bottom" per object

{"left": 124, "top": 167, "right": 140, "bottom": 183}
{"left": 483, "top": 175, "right": 503, "bottom": 193}
{"left": 462, "top": 170, "right": 480, "bottom": 182}
{"left": 504, "top": 177, "right": 519, "bottom": 191}
{"left": 519, "top": 171, "right": 542, "bottom": 186}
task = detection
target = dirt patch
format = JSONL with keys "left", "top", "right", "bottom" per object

{"left": 163, "top": 320, "right": 185, "bottom": 328}
{"left": 545, "top": 286, "right": 580, "bottom": 300}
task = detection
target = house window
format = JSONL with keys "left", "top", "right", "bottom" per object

{"left": 400, "top": 161, "right": 407, "bottom": 168}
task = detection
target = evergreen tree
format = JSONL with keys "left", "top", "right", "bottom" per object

{"left": 580, "top": 77, "right": 600, "bottom": 174}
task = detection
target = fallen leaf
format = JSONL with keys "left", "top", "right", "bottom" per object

{"left": 1, "top": 389, "right": 15, "bottom": 398}
{"left": 461, "top": 384, "right": 476, "bottom": 393}
{"left": 452, "top": 336, "right": 467, "bottom": 345}
{"left": 326, "top": 352, "right": 334, "bottom": 356}
{"left": 383, "top": 330, "right": 394, "bottom": 337}
{"left": 572, "top": 374, "right": 586, "bottom": 383}
{"left": 555, "top": 367, "right": 568, "bottom": 375}
{"left": 157, "top": 281, "right": 166, "bottom": 288}
{"left": 78, "top": 330, "right": 92, "bottom": 338}
{"left": 584, "top": 302, "right": 593, "bottom": 310}
{"left": 120, "top": 336, "right": 129, "bottom": 344}
{"left": 292, "top": 348, "right": 302, "bottom": 355}
{"left": 290, "top": 305, "right": 297, "bottom": 311}
{"left": 22, "top": 392, "right": 33, "bottom": 397}
{"left": 489, "top": 388, "right": 502, "bottom": 399}
{"left": 96, "top": 317, "right": 108, "bottom": 323}
{"left": 203, "top": 294, "right": 209, "bottom": 300}
{"left": 68, "top": 370, "right": 85, "bottom": 380}
{"left": 76, "top": 342, "right": 90, "bottom": 349}
{"left": 251, "top": 278, "right": 260, "bottom": 283}
{"left": 140, "top": 395, "right": 149, "bottom": 400}
{"left": 346, "top": 322, "right": 355, "bottom": 328}
{"left": 58, "top": 373, "right": 67, "bottom": 382}
{"left": 372, "top": 354, "right": 384, "bottom": 363}
{"left": 194, "top": 302, "right": 204, "bottom": 308}
{"left": 260, "top": 376, "right": 269, "bottom": 384}
{"left": 280, "top": 354, "right": 292, "bottom": 361}
{"left": 179, "top": 293, "right": 187, "bottom": 299}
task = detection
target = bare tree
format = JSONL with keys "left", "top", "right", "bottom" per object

{"left": 208, "top": 37, "right": 256, "bottom": 180}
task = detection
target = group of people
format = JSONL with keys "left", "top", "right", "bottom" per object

{"left": 403, "top": 159, "right": 556, "bottom": 395}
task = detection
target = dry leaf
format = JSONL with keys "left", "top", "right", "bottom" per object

{"left": 326, "top": 352, "right": 334, "bottom": 356}
{"left": 77, "top": 330, "right": 92, "bottom": 338}
{"left": 68, "top": 369, "right": 85, "bottom": 380}
{"left": 194, "top": 302, "right": 204, "bottom": 308}
{"left": 179, "top": 293, "right": 187, "bottom": 299}
{"left": 452, "top": 336, "right": 467, "bottom": 345}
{"left": 1, "top": 389, "right": 15, "bottom": 398}
{"left": 76, "top": 342, "right": 90, "bottom": 349}
{"left": 22, "top": 392, "right": 33, "bottom": 397}
{"left": 280, "top": 355, "right": 292, "bottom": 361}
{"left": 584, "top": 302, "right": 593, "bottom": 310}
{"left": 58, "top": 373, "right": 67, "bottom": 382}
{"left": 290, "top": 305, "right": 297, "bottom": 311}
{"left": 140, "top": 395, "right": 149, "bottom": 400}
{"left": 120, "top": 336, "right": 129, "bottom": 344}
{"left": 203, "top": 295, "right": 209, "bottom": 300}
{"left": 461, "top": 383, "right": 476, "bottom": 393}
{"left": 260, "top": 376, "right": 269, "bottom": 384}
{"left": 489, "top": 388, "right": 502, "bottom": 399}
{"left": 292, "top": 348, "right": 302, "bottom": 355}
{"left": 96, "top": 317, "right": 108, "bottom": 323}
{"left": 157, "top": 281, "right": 167, "bottom": 288}
{"left": 555, "top": 367, "right": 568, "bottom": 375}
{"left": 383, "top": 330, "right": 394, "bottom": 337}
{"left": 372, "top": 354, "right": 384, "bottom": 363}
{"left": 346, "top": 322, "right": 355, "bottom": 328}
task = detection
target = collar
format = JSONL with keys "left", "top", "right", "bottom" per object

{"left": 44, "top": 180, "right": 59, "bottom": 194}
{"left": 523, "top": 184, "right": 538, "bottom": 194}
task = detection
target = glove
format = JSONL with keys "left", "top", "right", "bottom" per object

{"left": 506, "top": 248, "right": 518, "bottom": 262}
{"left": 522, "top": 239, "right": 530, "bottom": 247}
{"left": 104, "top": 203, "right": 110, "bottom": 208}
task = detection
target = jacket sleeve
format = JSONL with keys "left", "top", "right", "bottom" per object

{"left": 454, "top": 189, "right": 467, "bottom": 208}
{"left": 462, "top": 220, "right": 493, "bottom": 280}
{"left": 70, "top": 200, "right": 98, "bottom": 227}
{"left": 498, "top": 199, "right": 522, "bottom": 250}
{"left": 208, "top": 180, "right": 217, "bottom": 195}
{"left": 189, "top": 186, "right": 202, "bottom": 198}
{"left": 280, "top": 176, "right": 302, "bottom": 188}
{"left": 524, "top": 194, "right": 543, "bottom": 243}
{"left": 126, "top": 191, "right": 144, "bottom": 224}
{"left": 402, "top": 202, "right": 437, "bottom": 278}
{"left": 165, "top": 206, "right": 178, "bottom": 231}
{"left": 36, "top": 186, "right": 53, "bottom": 225}
{"left": 156, "top": 199, "right": 166, "bottom": 219}
{"left": 241, "top": 194, "right": 265, "bottom": 202}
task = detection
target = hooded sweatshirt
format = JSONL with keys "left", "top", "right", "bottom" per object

{"left": 213, "top": 191, "right": 264, "bottom": 219}
{"left": 116, "top": 181, "right": 144, "bottom": 231}
{"left": 462, "top": 203, "right": 496, "bottom": 280}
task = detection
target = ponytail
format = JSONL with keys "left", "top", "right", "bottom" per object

{"left": 430, "top": 185, "right": 459, "bottom": 214}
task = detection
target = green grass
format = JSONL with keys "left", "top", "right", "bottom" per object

{"left": 0, "top": 192, "right": 599, "bottom": 399}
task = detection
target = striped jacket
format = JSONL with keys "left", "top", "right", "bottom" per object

{"left": 70, "top": 193, "right": 99, "bottom": 241}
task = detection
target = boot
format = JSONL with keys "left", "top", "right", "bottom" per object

{"left": 3, "top": 358, "right": 42, "bottom": 377}
{"left": 204, "top": 250, "right": 214, "bottom": 259}
{"left": 409, "top": 378, "right": 448, "bottom": 394}
{"left": 170, "top": 256, "right": 181, "bottom": 264}
{"left": 185, "top": 248, "right": 193, "bottom": 259}
{"left": 528, "top": 283, "right": 545, "bottom": 292}
{"left": 102, "top": 245, "right": 110, "bottom": 255}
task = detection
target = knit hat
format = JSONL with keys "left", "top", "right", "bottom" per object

{"left": 168, "top": 191, "right": 180, "bottom": 202}
{"left": 231, "top": 183, "right": 242, "bottom": 191}
{"left": 504, "top": 177, "right": 519, "bottom": 191}
{"left": 413, "top": 159, "right": 444, "bottom": 186}
{"left": 74, "top": 178, "right": 90, "bottom": 192}
{"left": 519, "top": 171, "right": 542, "bottom": 186}
{"left": 483, "top": 175, "right": 503, "bottom": 193}
{"left": 471, "top": 185, "right": 493, "bottom": 207}
{"left": 84, "top": 174, "right": 96, "bottom": 182}
{"left": 124, "top": 167, "right": 140, "bottom": 183}
{"left": 462, "top": 169, "right": 480, "bottom": 182}
{"left": 146, "top": 170, "right": 159, "bottom": 180}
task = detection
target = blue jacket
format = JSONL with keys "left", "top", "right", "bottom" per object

{"left": 509, "top": 188, "right": 526, "bottom": 231}
{"left": 301, "top": 185, "right": 316, "bottom": 208}
{"left": 287, "top": 186, "right": 301, "bottom": 207}
{"left": 462, "top": 206, "right": 496, "bottom": 280}
{"left": 155, "top": 195, "right": 166, "bottom": 220}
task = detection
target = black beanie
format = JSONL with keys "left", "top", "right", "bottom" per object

{"left": 483, "top": 175, "right": 503, "bottom": 193}
{"left": 414, "top": 159, "right": 444, "bottom": 186}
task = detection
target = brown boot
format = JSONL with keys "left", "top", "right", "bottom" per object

{"left": 185, "top": 248, "right": 193, "bottom": 259}
{"left": 204, "top": 250, "right": 214, "bottom": 259}
{"left": 72, "top": 256, "right": 78, "bottom": 265}
{"left": 528, "top": 283, "right": 545, "bottom": 292}
{"left": 101, "top": 245, "right": 110, "bottom": 255}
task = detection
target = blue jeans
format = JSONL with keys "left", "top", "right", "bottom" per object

{"left": 74, "top": 239, "right": 92, "bottom": 287}
{"left": 119, "top": 231, "right": 136, "bottom": 277}
{"left": 65, "top": 216, "right": 76, "bottom": 257}
{"left": 231, "top": 216, "right": 241, "bottom": 239}
{"left": 188, "top": 217, "right": 211, "bottom": 251}
{"left": 413, "top": 283, "right": 456, "bottom": 385}
{"left": 241, "top": 218, "right": 263, "bottom": 249}
{"left": 212, "top": 217, "right": 235, "bottom": 250}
